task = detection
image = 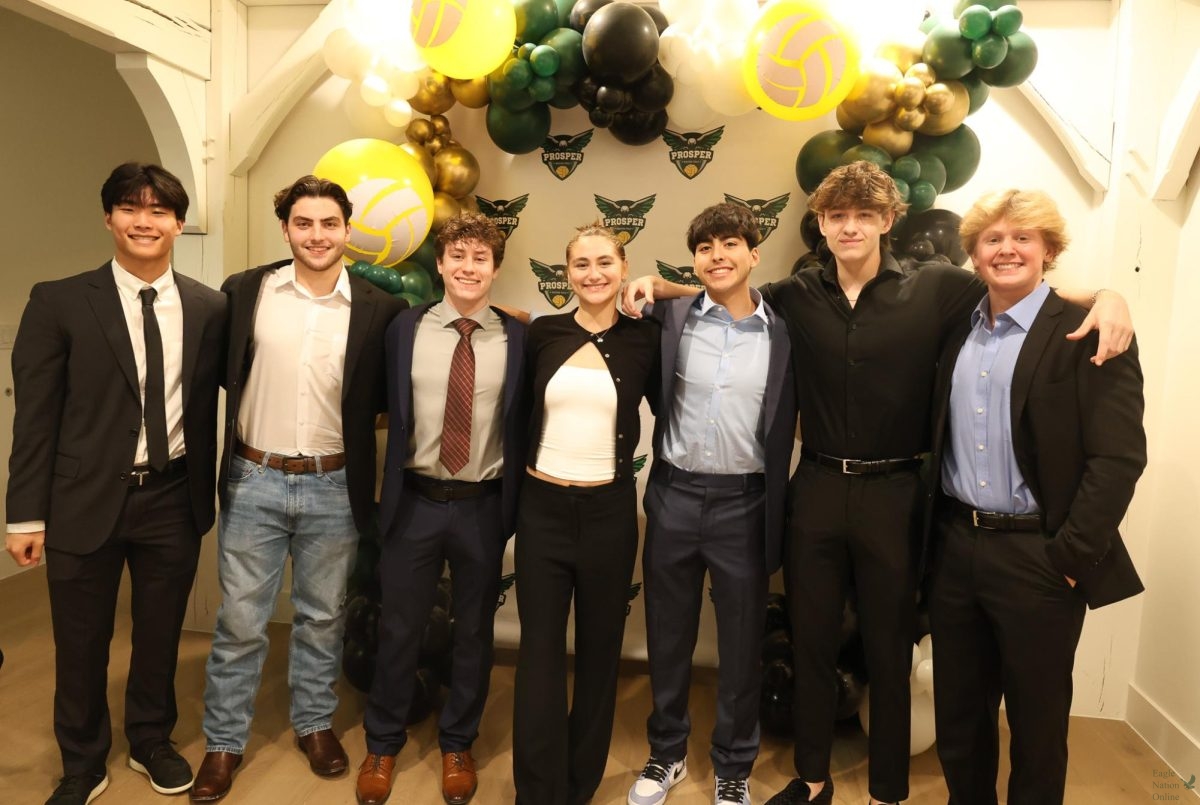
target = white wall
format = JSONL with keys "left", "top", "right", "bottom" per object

{"left": 0, "top": 6, "right": 160, "bottom": 581}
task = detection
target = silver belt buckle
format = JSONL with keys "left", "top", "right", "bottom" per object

{"left": 972, "top": 509, "right": 980, "bottom": 528}
{"left": 842, "top": 458, "right": 854, "bottom": 475}
{"left": 130, "top": 469, "right": 150, "bottom": 487}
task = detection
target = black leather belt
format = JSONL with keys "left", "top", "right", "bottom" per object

{"left": 800, "top": 448, "right": 922, "bottom": 476}
{"left": 651, "top": 461, "right": 765, "bottom": 491}
{"left": 946, "top": 496, "right": 1043, "bottom": 532}
{"left": 125, "top": 455, "right": 187, "bottom": 487}
{"left": 405, "top": 472, "right": 501, "bottom": 502}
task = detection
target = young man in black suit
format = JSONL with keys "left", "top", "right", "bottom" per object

{"left": 929, "top": 190, "right": 1145, "bottom": 804}
{"left": 6, "top": 162, "right": 226, "bottom": 805}
{"left": 192, "top": 176, "right": 406, "bottom": 802}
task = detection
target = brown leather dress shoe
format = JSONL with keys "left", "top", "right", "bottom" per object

{"left": 355, "top": 753, "right": 397, "bottom": 805}
{"left": 441, "top": 750, "right": 478, "bottom": 805}
{"left": 297, "top": 729, "right": 349, "bottom": 777}
{"left": 190, "top": 751, "right": 242, "bottom": 802}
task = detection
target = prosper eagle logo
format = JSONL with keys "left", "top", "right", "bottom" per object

{"left": 541, "top": 130, "right": 594, "bottom": 181}
{"left": 663, "top": 127, "right": 724, "bottom": 179}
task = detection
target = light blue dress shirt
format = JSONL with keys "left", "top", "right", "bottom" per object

{"left": 661, "top": 290, "right": 771, "bottom": 474}
{"left": 941, "top": 282, "right": 1050, "bottom": 513}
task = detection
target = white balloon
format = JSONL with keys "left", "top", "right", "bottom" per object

{"left": 386, "top": 69, "right": 420, "bottom": 102}
{"left": 324, "top": 28, "right": 371, "bottom": 80}
{"left": 911, "top": 642, "right": 922, "bottom": 673}
{"left": 657, "top": 26, "right": 690, "bottom": 78}
{"left": 666, "top": 82, "right": 719, "bottom": 131}
{"left": 919, "top": 633, "right": 934, "bottom": 662}
{"left": 342, "top": 83, "right": 403, "bottom": 139}
{"left": 383, "top": 98, "right": 414, "bottom": 128}
{"left": 699, "top": 55, "right": 756, "bottom": 117}
{"left": 915, "top": 659, "right": 934, "bottom": 694}
{"left": 659, "top": 0, "right": 703, "bottom": 27}
{"left": 359, "top": 73, "right": 391, "bottom": 107}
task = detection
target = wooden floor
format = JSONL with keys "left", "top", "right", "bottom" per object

{"left": 0, "top": 566, "right": 1188, "bottom": 804}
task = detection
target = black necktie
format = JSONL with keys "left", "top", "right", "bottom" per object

{"left": 139, "top": 287, "right": 169, "bottom": 472}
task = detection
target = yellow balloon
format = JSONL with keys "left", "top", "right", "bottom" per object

{"left": 313, "top": 138, "right": 435, "bottom": 267}
{"left": 841, "top": 57, "right": 901, "bottom": 125}
{"left": 434, "top": 146, "right": 480, "bottom": 198}
{"left": 863, "top": 119, "right": 913, "bottom": 158}
{"left": 741, "top": 1, "right": 861, "bottom": 122}
{"left": 411, "top": 0, "right": 517, "bottom": 80}
{"left": 918, "top": 80, "right": 969, "bottom": 135}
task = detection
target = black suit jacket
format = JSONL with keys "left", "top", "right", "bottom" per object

{"left": 7, "top": 263, "right": 226, "bottom": 553}
{"left": 648, "top": 295, "right": 797, "bottom": 575}
{"left": 219, "top": 261, "right": 407, "bottom": 534}
{"left": 929, "top": 289, "right": 1146, "bottom": 609}
{"left": 377, "top": 302, "right": 527, "bottom": 541}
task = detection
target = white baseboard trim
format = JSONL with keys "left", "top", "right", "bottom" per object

{"left": 1127, "top": 681, "right": 1200, "bottom": 791}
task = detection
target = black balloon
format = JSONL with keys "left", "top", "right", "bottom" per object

{"left": 835, "top": 666, "right": 868, "bottom": 721}
{"left": 569, "top": 0, "right": 612, "bottom": 32}
{"left": 610, "top": 108, "right": 668, "bottom": 146}
{"left": 632, "top": 64, "right": 674, "bottom": 112}
{"left": 759, "top": 659, "right": 795, "bottom": 736}
{"left": 596, "top": 85, "right": 632, "bottom": 113}
{"left": 644, "top": 4, "right": 669, "bottom": 33}
{"left": 589, "top": 107, "right": 614, "bottom": 128}
{"left": 342, "top": 639, "right": 374, "bottom": 692}
{"left": 891, "top": 208, "right": 969, "bottom": 267}
{"left": 761, "top": 628, "right": 793, "bottom": 665}
{"left": 575, "top": 75, "right": 600, "bottom": 111}
{"left": 581, "top": 2, "right": 660, "bottom": 84}
{"left": 407, "top": 667, "right": 440, "bottom": 723}
{"left": 764, "top": 592, "right": 790, "bottom": 635}
{"left": 420, "top": 605, "right": 453, "bottom": 659}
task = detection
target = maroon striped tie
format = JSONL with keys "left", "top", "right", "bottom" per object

{"left": 439, "top": 317, "right": 481, "bottom": 475}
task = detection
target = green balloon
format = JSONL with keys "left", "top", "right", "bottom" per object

{"left": 486, "top": 101, "right": 552, "bottom": 155}
{"left": 398, "top": 292, "right": 425, "bottom": 308}
{"left": 795, "top": 129, "right": 863, "bottom": 194}
{"left": 953, "top": 0, "right": 1005, "bottom": 14}
{"left": 518, "top": 42, "right": 536, "bottom": 60}
{"left": 396, "top": 263, "right": 434, "bottom": 300}
{"left": 991, "top": 5, "right": 1023, "bottom": 37}
{"left": 919, "top": 14, "right": 941, "bottom": 34}
{"left": 529, "top": 44, "right": 562, "bottom": 77}
{"left": 960, "top": 73, "right": 990, "bottom": 114}
{"left": 958, "top": 5, "right": 992, "bottom": 40}
{"left": 529, "top": 75, "right": 556, "bottom": 102}
{"left": 515, "top": 0, "right": 560, "bottom": 45}
{"left": 977, "top": 31, "right": 1038, "bottom": 87}
{"left": 349, "top": 260, "right": 373, "bottom": 278}
{"left": 972, "top": 33, "right": 1008, "bottom": 69}
{"left": 541, "top": 27, "right": 585, "bottom": 85}
{"left": 913, "top": 124, "right": 981, "bottom": 192}
{"left": 366, "top": 265, "right": 403, "bottom": 294}
{"left": 911, "top": 152, "right": 947, "bottom": 193}
{"left": 553, "top": 0, "right": 574, "bottom": 27}
{"left": 502, "top": 58, "right": 533, "bottom": 90}
{"left": 909, "top": 180, "right": 938, "bottom": 212}
{"left": 549, "top": 82, "right": 580, "bottom": 109}
{"left": 409, "top": 236, "right": 438, "bottom": 273}
{"left": 923, "top": 21, "right": 975, "bottom": 80}
{"left": 841, "top": 144, "right": 893, "bottom": 173}
{"left": 891, "top": 155, "right": 921, "bottom": 183}
{"left": 488, "top": 72, "right": 537, "bottom": 110}
{"left": 893, "top": 177, "right": 911, "bottom": 203}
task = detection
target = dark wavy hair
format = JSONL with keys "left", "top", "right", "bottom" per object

{"left": 273, "top": 175, "right": 353, "bottom": 224}
{"left": 100, "top": 162, "right": 189, "bottom": 220}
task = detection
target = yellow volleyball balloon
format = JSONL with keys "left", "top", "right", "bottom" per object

{"left": 742, "top": 0, "right": 861, "bottom": 122}
{"left": 313, "top": 138, "right": 435, "bottom": 267}
{"left": 411, "top": 0, "right": 517, "bottom": 80}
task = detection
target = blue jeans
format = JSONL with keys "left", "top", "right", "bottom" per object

{"left": 202, "top": 453, "right": 359, "bottom": 753}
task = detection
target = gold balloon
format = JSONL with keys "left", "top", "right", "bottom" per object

{"left": 923, "top": 83, "right": 954, "bottom": 114}
{"left": 875, "top": 30, "right": 927, "bottom": 74}
{"left": 398, "top": 141, "right": 437, "bottom": 185}
{"left": 893, "top": 76, "right": 926, "bottom": 110}
{"left": 429, "top": 114, "right": 451, "bottom": 136}
{"left": 863, "top": 119, "right": 913, "bottom": 158}
{"left": 426, "top": 134, "right": 449, "bottom": 155}
{"left": 905, "top": 62, "right": 937, "bottom": 88}
{"left": 841, "top": 57, "right": 902, "bottom": 125}
{"left": 836, "top": 103, "right": 865, "bottom": 134}
{"left": 434, "top": 146, "right": 481, "bottom": 198}
{"left": 405, "top": 118, "right": 434, "bottom": 144}
{"left": 918, "top": 81, "right": 969, "bottom": 135}
{"left": 409, "top": 71, "right": 455, "bottom": 115}
{"left": 459, "top": 194, "right": 480, "bottom": 213}
{"left": 450, "top": 76, "right": 490, "bottom": 109}
{"left": 893, "top": 106, "right": 927, "bottom": 132}
{"left": 432, "top": 192, "right": 462, "bottom": 231}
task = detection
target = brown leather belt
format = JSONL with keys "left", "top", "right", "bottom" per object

{"left": 945, "top": 496, "right": 1043, "bottom": 532}
{"left": 235, "top": 442, "right": 346, "bottom": 474}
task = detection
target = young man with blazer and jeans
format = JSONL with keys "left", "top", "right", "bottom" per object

{"left": 192, "top": 175, "right": 405, "bottom": 802}
{"left": 5, "top": 163, "right": 226, "bottom": 805}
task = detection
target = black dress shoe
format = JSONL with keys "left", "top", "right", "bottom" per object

{"left": 46, "top": 773, "right": 108, "bottom": 805}
{"left": 764, "top": 777, "right": 834, "bottom": 805}
{"left": 130, "top": 741, "right": 195, "bottom": 794}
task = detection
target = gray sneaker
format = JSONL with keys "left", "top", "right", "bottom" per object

{"left": 628, "top": 757, "right": 687, "bottom": 805}
{"left": 715, "top": 776, "right": 752, "bottom": 805}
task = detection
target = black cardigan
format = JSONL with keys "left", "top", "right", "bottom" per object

{"left": 524, "top": 310, "right": 660, "bottom": 482}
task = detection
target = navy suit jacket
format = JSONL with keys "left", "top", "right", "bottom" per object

{"left": 7, "top": 263, "right": 226, "bottom": 553}
{"left": 648, "top": 294, "right": 796, "bottom": 574}
{"left": 219, "top": 260, "right": 407, "bottom": 534}
{"left": 929, "top": 289, "right": 1146, "bottom": 609}
{"left": 377, "top": 301, "right": 527, "bottom": 541}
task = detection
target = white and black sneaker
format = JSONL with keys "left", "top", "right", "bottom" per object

{"left": 627, "top": 756, "right": 687, "bottom": 805}
{"left": 715, "top": 775, "right": 752, "bottom": 805}
{"left": 128, "top": 741, "right": 194, "bottom": 794}
{"left": 45, "top": 773, "right": 108, "bottom": 805}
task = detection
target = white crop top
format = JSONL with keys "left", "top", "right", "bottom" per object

{"left": 535, "top": 364, "right": 619, "bottom": 481}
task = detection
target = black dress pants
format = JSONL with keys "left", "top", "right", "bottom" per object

{"left": 642, "top": 464, "right": 767, "bottom": 779}
{"left": 46, "top": 471, "right": 200, "bottom": 776}
{"left": 784, "top": 460, "right": 921, "bottom": 803}
{"left": 929, "top": 509, "right": 1086, "bottom": 805}
{"left": 365, "top": 487, "right": 505, "bottom": 755}
{"left": 512, "top": 475, "right": 639, "bottom": 805}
